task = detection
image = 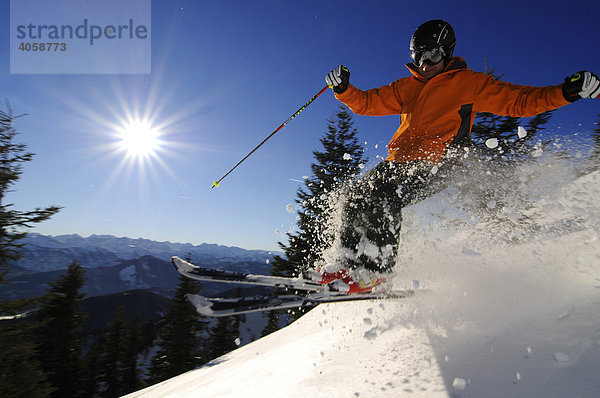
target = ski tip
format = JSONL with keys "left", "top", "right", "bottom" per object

{"left": 170, "top": 256, "right": 181, "bottom": 269}
{"left": 186, "top": 294, "right": 214, "bottom": 316}
{"left": 171, "top": 256, "right": 195, "bottom": 273}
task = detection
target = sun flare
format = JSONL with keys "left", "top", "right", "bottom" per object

{"left": 117, "top": 118, "right": 161, "bottom": 157}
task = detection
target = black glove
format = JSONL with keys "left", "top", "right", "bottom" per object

{"left": 325, "top": 65, "right": 350, "bottom": 94}
{"left": 562, "top": 71, "right": 600, "bottom": 102}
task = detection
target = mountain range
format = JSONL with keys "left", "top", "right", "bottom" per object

{"left": 15, "top": 233, "right": 277, "bottom": 272}
{"left": 2, "top": 233, "right": 279, "bottom": 301}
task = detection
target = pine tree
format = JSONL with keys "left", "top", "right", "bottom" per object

{"left": 80, "top": 341, "right": 102, "bottom": 398}
{"left": 260, "top": 311, "right": 281, "bottom": 337}
{"left": 471, "top": 112, "right": 521, "bottom": 150}
{"left": 35, "top": 261, "right": 87, "bottom": 398}
{"left": 271, "top": 106, "right": 367, "bottom": 279}
{"left": 121, "top": 317, "right": 144, "bottom": 393}
{"left": 97, "top": 306, "right": 144, "bottom": 397}
{"left": 98, "top": 306, "right": 127, "bottom": 397}
{"left": 0, "top": 298, "right": 54, "bottom": 398}
{"left": 206, "top": 287, "right": 245, "bottom": 360}
{"left": 0, "top": 103, "right": 61, "bottom": 397}
{"left": 0, "top": 106, "right": 61, "bottom": 283}
{"left": 149, "top": 275, "right": 207, "bottom": 383}
{"left": 231, "top": 288, "right": 246, "bottom": 344}
{"left": 208, "top": 316, "right": 239, "bottom": 359}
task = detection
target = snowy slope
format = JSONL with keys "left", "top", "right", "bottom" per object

{"left": 127, "top": 299, "right": 447, "bottom": 398}
{"left": 127, "top": 157, "right": 600, "bottom": 398}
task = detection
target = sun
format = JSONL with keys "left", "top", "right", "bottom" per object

{"left": 117, "top": 118, "right": 161, "bottom": 158}
{"left": 99, "top": 113, "right": 181, "bottom": 195}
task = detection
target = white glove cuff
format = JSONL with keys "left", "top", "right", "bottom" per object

{"left": 579, "top": 72, "right": 600, "bottom": 99}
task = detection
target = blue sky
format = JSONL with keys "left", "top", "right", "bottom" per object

{"left": 1, "top": 0, "right": 599, "bottom": 251}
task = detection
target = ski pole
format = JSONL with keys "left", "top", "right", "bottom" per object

{"left": 211, "top": 85, "right": 329, "bottom": 189}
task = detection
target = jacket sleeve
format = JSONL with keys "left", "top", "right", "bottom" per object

{"left": 334, "top": 82, "right": 404, "bottom": 116}
{"left": 473, "top": 74, "right": 570, "bottom": 117}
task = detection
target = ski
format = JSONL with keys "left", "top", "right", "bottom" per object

{"left": 186, "top": 290, "right": 414, "bottom": 317}
{"left": 171, "top": 256, "right": 332, "bottom": 292}
{"left": 171, "top": 256, "right": 408, "bottom": 317}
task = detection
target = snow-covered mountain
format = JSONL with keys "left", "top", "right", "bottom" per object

{"left": 16, "top": 233, "right": 277, "bottom": 272}
{"left": 127, "top": 158, "right": 600, "bottom": 397}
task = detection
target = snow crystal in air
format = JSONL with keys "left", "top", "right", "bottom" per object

{"left": 356, "top": 237, "right": 380, "bottom": 260}
{"left": 452, "top": 377, "right": 468, "bottom": 390}
{"left": 558, "top": 305, "right": 576, "bottom": 320}
{"left": 553, "top": 352, "right": 570, "bottom": 362}
{"left": 485, "top": 138, "right": 499, "bottom": 149}
{"left": 363, "top": 328, "right": 378, "bottom": 340}
{"left": 531, "top": 147, "right": 543, "bottom": 158}
{"left": 286, "top": 203, "right": 295, "bottom": 213}
{"left": 517, "top": 126, "right": 527, "bottom": 138}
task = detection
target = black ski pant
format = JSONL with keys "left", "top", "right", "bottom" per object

{"left": 337, "top": 158, "right": 458, "bottom": 272}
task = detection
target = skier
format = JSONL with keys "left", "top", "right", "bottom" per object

{"left": 319, "top": 19, "right": 600, "bottom": 287}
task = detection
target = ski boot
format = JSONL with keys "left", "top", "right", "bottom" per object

{"left": 312, "top": 266, "right": 386, "bottom": 294}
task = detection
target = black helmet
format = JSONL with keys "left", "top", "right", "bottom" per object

{"left": 410, "top": 19, "right": 456, "bottom": 67}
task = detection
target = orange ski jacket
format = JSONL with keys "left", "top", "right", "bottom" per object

{"left": 335, "top": 57, "right": 570, "bottom": 163}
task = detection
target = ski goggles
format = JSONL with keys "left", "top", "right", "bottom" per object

{"left": 411, "top": 46, "right": 445, "bottom": 67}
